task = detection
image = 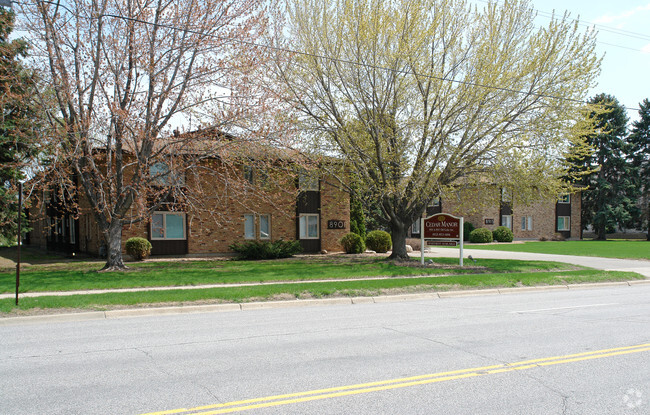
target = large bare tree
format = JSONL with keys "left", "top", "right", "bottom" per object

{"left": 21, "top": 0, "right": 286, "bottom": 269}
{"left": 274, "top": 0, "right": 601, "bottom": 259}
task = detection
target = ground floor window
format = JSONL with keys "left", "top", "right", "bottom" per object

{"left": 244, "top": 213, "right": 272, "bottom": 240}
{"left": 521, "top": 216, "right": 532, "bottom": 231}
{"left": 260, "top": 214, "right": 270, "bottom": 239}
{"left": 69, "top": 217, "right": 76, "bottom": 244}
{"left": 299, "top": 214, "right": 319, "bottom": 239}
{"left": 151, "top": 212, "right": 186, "bottom": 240}
{"left": 557, "top": 216, "right": 570, "bottom": 231}
{"left": 501, "top": 215, "right": 513, "bottom": 230}
{"left": 411, "top": 218, "right": 421, "bottom": 235}
{"left": 244, "top": 214, "right": 255, "bottom": 239}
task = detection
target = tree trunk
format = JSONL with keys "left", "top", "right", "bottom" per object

{"left": 596, "top": 223, "right": 607, "bottom": 241}
{"left": 100, "top": 221, "right": 127, "bottom": 271}
{"left": 388, "top": 220, "right": 410, "bottom": 260}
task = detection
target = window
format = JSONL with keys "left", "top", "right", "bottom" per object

{"left": 260, "top": 214, "right": 270, "bottom": 239}
{"left": 150, "top": 161, "right": 184, "bottom": 186}
{"left": 69, "top": 217, "right": 76, "bottom": 244}
{"left": 244, "top": 214, "right": 255, "bottom": 239}
{"left": 299, "top": 170, "right": 319, "bottom": 191}
{"left": 501, "top": 215, "right": 512, "bottom": 230}
{"left": 299, "top": 214, "right": 319, "bottom": 239}
{"left": 151, "top": 212, "right": 186, "bottom": 240}
{"left": 430, "top": 197, "right": 441, "bottom": 207}
{"left": 558, "top": 194, "right": 571, "bottom": 204}
{"left": 501, "top": 188, "right": 512, "bottom": 203}
{"left": 521, "top": 216, "right": 532, "bottom": 231}
{"left": 411, "top": 219, "right": 421, "bottom": 234}
{"left": 243, "top": 166, "right": 254, "bottom": 184}
{"left": 557, "top": 216, "right": 570, "bottom": 231}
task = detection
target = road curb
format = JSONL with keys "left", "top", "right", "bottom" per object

{"left": 1, "top": 279, "right": 648, "bottom": 325}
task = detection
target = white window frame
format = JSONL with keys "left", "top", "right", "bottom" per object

{"left": 411, "top": 219, "right": 421, "bottom": 234}
{"left": 244, "top": 214, "right": 255, "bottom": 239}
{"left": 299, "top": 214, "right": 319, "bottom": 239}
{"left": 151, "top": 212, "right": 187, "bottom": 240}
{"left": 557, "top": 216, "right": 571, "bottom": 231}
{"left": 259, "top": 214, "right": 271, "bottom": 239}
{"left": 430, "top": 197, "right": 440, "bottom": 207}
{"left": 299, "top": 170, "right": 319, "bottom": 191}
{"left": 558, "top": 194, "right": 571, "bottom": 204}
{"left": 501, "top": 214, "right": 513, "bottom": 230}
{"left": 521, "top": 216, "right": 533, "bottom": 231}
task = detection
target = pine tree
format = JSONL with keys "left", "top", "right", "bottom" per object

{"left": 629, "top": 99, "right": 650, "bottom": 240}
{"left": 0, "top": 9, "right": 38, "bottom": 242}
{"left": 579, "top": 94, "right": 639, "bottom": 240}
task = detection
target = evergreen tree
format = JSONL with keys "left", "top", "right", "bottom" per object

{"left": 0, "top": 9, "right": 38, "bottom": 242}
{"left": 629, "top": 99, "right": 650, "bottom": 240}
{"left": 578, "top": 94, "right": 638, "bottom": 240}
{"left": 349, "top": 192, "right": 367, "bottom": 240}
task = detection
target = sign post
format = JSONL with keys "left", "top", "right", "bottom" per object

{"left": 420, "top": 213, "right": 464, "bottom": 266}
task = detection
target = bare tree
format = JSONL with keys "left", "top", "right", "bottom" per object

{"left": 274, "top": 0, "right": 601, "bottom": 259}
{"left": 21, "top": 0, "right": 286, "bottom": 269}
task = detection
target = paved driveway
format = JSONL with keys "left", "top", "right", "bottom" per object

{"left": 418, "top": 248, "right": 650, "bottom": 278}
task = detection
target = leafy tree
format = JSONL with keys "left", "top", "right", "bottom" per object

{"left": 21, "top": 0, "right": 281, "bottom": 270}
{"left": 629, "top": 99, "right": 650, "bottom": 240}
{"left": 349, "top": 190, "right": 367, "bottom": 240}
{"left": 275, "top": 0, "right": 600, "bottom": 258}
{"left": 0, "top": 9, "right": 39, "bottom": 243}
{"left": 577, "top": 94, "right": 639, "bottom": 240}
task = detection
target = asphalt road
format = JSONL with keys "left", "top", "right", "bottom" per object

{"left": 1, "top": 284, "right": 649, "bottom": 414}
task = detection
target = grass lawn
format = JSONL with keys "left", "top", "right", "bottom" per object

{"left": 0, "top": 269, "right": 642, "bottom": 314}
{"left": 0, "top": 248, "right": 645, "bottom": 314}
{"left": 459, "top": 240, "right": 650, "bottom": 260}
{"left": 0, "top": 255, "right": 578, "bottom": 294}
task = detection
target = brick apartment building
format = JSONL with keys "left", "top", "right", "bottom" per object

{"left": 27, "top": 146, "right": 351, "bottom": 257}
{"left": 409, "top": 187, "right": 582, "bottom": 241}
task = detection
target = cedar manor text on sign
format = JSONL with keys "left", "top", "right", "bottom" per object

{"left": 423, "top": 214, "right": 461, "bottom": 239}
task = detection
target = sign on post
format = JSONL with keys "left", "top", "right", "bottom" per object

{"left": 420, "top": 213, "right": 464, "bottom": 266}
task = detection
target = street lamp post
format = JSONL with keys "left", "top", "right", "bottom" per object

{"left": 16, "top": 181, "right": 22, "bottom": 305}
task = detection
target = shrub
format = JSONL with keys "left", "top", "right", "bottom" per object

{"left": 463, "top": 222, "right": 475, "bottom": 241}
{"left": 365, "top": 230, "right": 392, "bottom": 253}
{"left": 125, "top": 237, "right": 152, "bottom": 260}
{"left": 229, "top": 240, "right": 302, "bottom": 260}
{"left": 493, "top": 226, "right": 514, "bottom": 242}
{"left": 551, "top": 233, "right": 566, "bottom": 241}
{"left": 469, "top": 228, "right": 493, "bottom": 243}
{"left": 340, "top": 232, "right": 366, "bottom": 254}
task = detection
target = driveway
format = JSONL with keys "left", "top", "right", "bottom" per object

{"left": 418, "top": 248, "right": 650, "bottom": 278}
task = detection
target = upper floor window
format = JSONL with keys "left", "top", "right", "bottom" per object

{"left": 430, "top": 197, "right": 441, "bottom": 207}
{"left": 150, "top": 161, "right": 184, "bottom": 186}
{"left": 558, "top": 194, "right": 571, "bottom": 204}
{"left": 501, "top": 188, "right": 512, "bottom": 203}
{"left": 299, "top": 170, "right": 319, "bottom": 191}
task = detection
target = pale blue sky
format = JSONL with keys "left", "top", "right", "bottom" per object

{"left": 526, "top": 0, "right": 650, "bottom": 121}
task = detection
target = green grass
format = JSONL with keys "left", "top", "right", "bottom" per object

{"left": 0, "top": 256, "right": 579, "bottom": 294}
{"left": 459, "top": 240, "right": 650, "bottom": 260}
{"left": 0, "top": 269, "right": 642, "bottom": 313}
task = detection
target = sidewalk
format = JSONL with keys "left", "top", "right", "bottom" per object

{"left": 415, "top": 248, "right": 650, "bottom": 278}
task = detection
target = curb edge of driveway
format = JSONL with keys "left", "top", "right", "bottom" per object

{"left": 1, "top": 279, "right": 649, "bottom": 326}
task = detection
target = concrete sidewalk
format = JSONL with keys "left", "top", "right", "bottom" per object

{"left": 416, "top": 248, "right": 650, "bottom": 278}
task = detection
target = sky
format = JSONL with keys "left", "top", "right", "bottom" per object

{"left": 524, "top": 0, "right": 650, "bottom": 122}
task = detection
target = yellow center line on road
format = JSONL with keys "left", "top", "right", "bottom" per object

{"left": 140, "top": 342, "right": 650, "bottom": 415}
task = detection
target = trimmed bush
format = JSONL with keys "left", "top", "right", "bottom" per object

{"left": 229, "top": 240, "right": 302, "bottom": 260}
{"left": 340, "top": 232, "right": 366, "bottom": 254}
{"left": 493, "top": 226, "right": 514, "bottom": 242}
{"left": 365, "top": 230, "right": 392, "bottom": 253}
{"left": 463, "top": 221, "right": 475, "bottom": 241}
{"left": 469, "top": 228, "right": 493, "bottom": 243}
{"left": 125, "top": 237, "right": 152, "bottom": 260}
